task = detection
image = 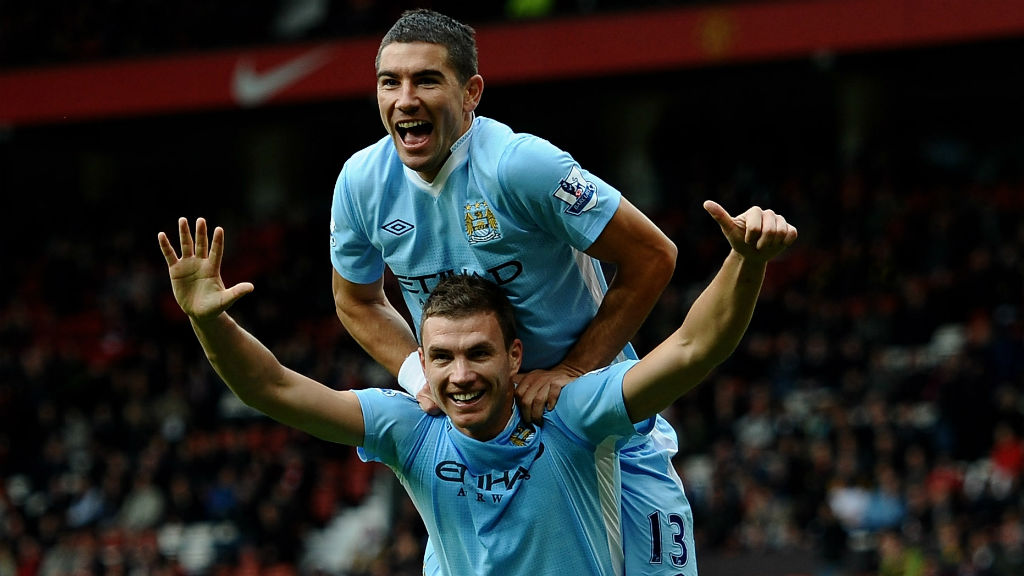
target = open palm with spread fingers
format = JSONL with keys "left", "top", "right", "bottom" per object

{"left": 157, "top": 217, "right": 254, "bottom": 320}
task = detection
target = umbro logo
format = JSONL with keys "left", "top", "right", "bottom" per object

{"left": 382, "top": 219, "right": 414, "bottom": 236}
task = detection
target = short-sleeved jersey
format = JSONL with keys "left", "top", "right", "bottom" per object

{"left": 418, "top": 420, "right": 700, "bottom": 576}
{"left": 354, "top": 360, "right": 642, "bottom": 576}
{"left": 331, "top": 116, "right": 696, "bottom": 575}
{"left": 330, "top": 115, "right": 631, "bottom": 370}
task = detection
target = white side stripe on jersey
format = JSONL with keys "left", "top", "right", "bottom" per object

{"left": 595, "top": 436, "right": 625, "bottom": 576}
{"left": 572, "top": 247, "right": 632, "bottom": 364}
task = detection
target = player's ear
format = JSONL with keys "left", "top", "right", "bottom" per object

{"left": 508, "top": 338, "right": 523, "bottom": 374}
{"left": 464, "top": 74, "right": 484, "bottom": 112}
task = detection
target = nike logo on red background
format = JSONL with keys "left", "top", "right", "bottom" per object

{"left": 231, "top": 48, "right": 332, "bottom": 107}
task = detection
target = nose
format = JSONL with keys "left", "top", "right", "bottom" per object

{"left": 396, "top": 81, "right": 419, "bottom": 112}
{"left": 448, "top": 358, "right": 475, "bottom": 386}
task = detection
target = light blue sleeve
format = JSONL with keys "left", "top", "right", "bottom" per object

{"left": 353, "top": 388, "right": 422, "bottom": 467}
{"left": 330, "top": 161, "right": 386, "bottom": 284}
{"left": 497, "top": 135, "right": 622, "bottom": 251}
{"left": 550, "top": 360, "right": 644, "bottom": 447}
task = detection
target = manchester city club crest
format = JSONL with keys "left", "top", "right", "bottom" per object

{"left": 464, "top": 200, "right": 501, "bottom": 244}
{"left": 510, "top": 424, "right": 535, "bottom": 447}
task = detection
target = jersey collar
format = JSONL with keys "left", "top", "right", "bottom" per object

{"left": 446, "top": 402, "right": 541, "bottom": 475}
{"left": 403, "top": 113, "right": 476, "bottom": 196}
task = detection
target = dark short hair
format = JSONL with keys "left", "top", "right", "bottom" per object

{"left": 421, "top": 275, "right": 517, "bottom": 348}
{"left": 376, "top": 9, "right": 479, "bottom": 85}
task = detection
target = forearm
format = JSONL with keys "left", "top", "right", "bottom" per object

{"left": 622, "top": 250, "right": 765, "bottom": 422}
{"left": 335, "top": 297, "right": 418, "bottom": 377}
{"left": 622, "top": 200, "right": 796, "bottom": 422}
{"left": 677, "top": 250, "right": 765, "bottom": 369}
{"left": 560, "top": 264, "right": 671, "bottom": 373}
{"left": 564, "top": 197, "right": 678, "bottom": 373}
{"left": 190, "top": 312, "right": 291, "bottom": 412}
{"left": 560, "top": 241, "right": 676, "bottom": 372}
{"left": 190, "top": 312, "right": 364, "bottom": 444}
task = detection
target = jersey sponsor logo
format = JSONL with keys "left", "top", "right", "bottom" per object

{"left": 464, "top": 201, "right": 501, "bottom": 244}
{"left": 394, "top": 263, "right": 523, "bottom": 296}
{"left": 553, "top": 165, "right": 598, "bottom": 215}
{"left": 434, "top": 444, "right": 545, "bottom": 502}
{"left": 437, "top": 461, "right": 531, "bottom": 493}
{"left": 381, "top": 218, "right": 414, "bottom": 236}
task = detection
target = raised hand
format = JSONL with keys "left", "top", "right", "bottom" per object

{"left": 703, "top": 200, "right": 798, "bottom": 263}
{"left": 157, "top": 217, "right": 254, "bottom": 320}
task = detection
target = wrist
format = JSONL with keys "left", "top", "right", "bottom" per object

{"left": 725, "top": 250, "right": 768, "bottom": 285}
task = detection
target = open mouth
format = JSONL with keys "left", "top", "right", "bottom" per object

{"left": 396, "top": 120, "right": 433, "bottom": 146}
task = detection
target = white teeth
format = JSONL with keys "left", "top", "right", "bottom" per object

{"left": 397, "top": 120, "right": 428, "bottom": 129}
{"left": 452, "top": 391, "right": 480, "bottom": 402}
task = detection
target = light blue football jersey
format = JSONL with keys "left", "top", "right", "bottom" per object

{"left": 331, "top": 116, "right": 697, "bottom": 575}
{"left": 354, "top": 361, "right": 642, "bottom": 576}
{"left": 330, "top": 115, "right": 629, "bottom": 370}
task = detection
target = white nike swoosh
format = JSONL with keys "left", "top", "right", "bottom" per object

{"left": 231, "top": 48, "right": 332, "bottom": 107}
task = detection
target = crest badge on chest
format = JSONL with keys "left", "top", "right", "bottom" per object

{"left": 464, "top": 200, "right": 501, "bottom": 244}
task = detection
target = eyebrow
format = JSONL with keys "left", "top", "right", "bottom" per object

{"left": 425, "top": 341, "right": 497, "bottom": 358}
{"left": 425, "top": 344, "right": 451, "bottom": 357}
{"left": 377, "top": 68, "right": 447, "bottom": 80}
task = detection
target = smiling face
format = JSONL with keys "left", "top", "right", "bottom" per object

{"left": 376, "top": 41, "right": 483, "bottom": 182}
{"left": 420, "top": 310, "right": 522, "bottom": 441}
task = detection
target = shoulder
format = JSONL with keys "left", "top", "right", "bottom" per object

{"left": 469, "top": 117, "right": 575, "bottom": 198}
{"left": 347, "top": 133, "right": 396, "bottom": 164}
{"left": 354, "top": 389, "right": 447, "bottom": 469}
{"left": 333, "top": 135, "right": 405, "bottom": 221}
{"left": 471, "top": 116, "right": 552, "bottom": 164}
{"left": 563, "top": 361, "right": 636, "bottom": 402}
{"left": 550, "top": 361, "right": 639, "bottom": 442}
{"left": 352, "top": 388, "right": 422, "bottom": 423}
{"left": 353, "top": 388, "right": 445, "bottom": 445}
{"left": 352, "top": 386, "right": 418, "bottom": 405}
{"left": 338, "top": 135, "right": 401, "bottom": 189}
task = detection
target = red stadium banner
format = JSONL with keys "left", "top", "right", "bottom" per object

{"left": 2, "top": 0, "right": 1023, "bottom": 126}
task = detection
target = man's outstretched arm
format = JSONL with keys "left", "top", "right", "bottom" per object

{"left": 622, "top": 200, "right": 798, "bottom": 423}
{"left": 159, "top": 217, "right": 365, "bottom": 446}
